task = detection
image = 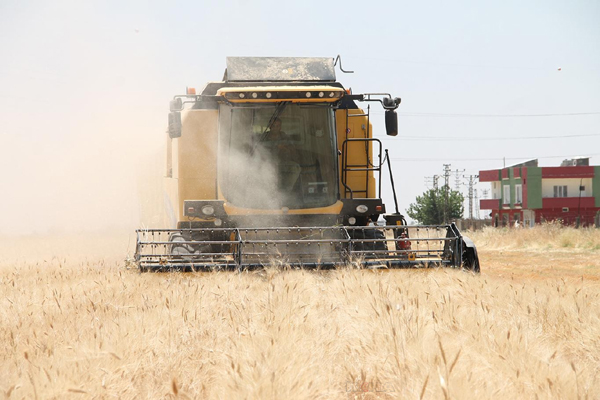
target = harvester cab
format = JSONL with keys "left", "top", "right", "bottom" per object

{"left": 135, "top": 56, "right": 480, "bottom": 272}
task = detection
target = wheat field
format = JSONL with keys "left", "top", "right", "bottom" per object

{"left": 1, "top": 226, "right": 599, "bottom": 399}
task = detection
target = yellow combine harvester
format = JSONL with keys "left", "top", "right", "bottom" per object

{"left": 135, "top": 57, "right": 480, "bottom": 272}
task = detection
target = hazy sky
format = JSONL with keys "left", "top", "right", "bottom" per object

{"left": 1, "top": 1, "right": 599, "bottom": 234}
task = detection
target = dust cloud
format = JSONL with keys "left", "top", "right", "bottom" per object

{"left": 0, "top": 3, "right": 173, "bottom": 239}
{"left": 222, "top": 136, "right": 294, "bottom": 212}
{"left": 0, "top": 95, "right": 165, "bottom": 237}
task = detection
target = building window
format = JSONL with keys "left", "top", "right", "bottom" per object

{"left": 503, "top": 185, "right": 510, "bottom": 204}
{"left": 553, "top": 185, "right": 567, "bottom": 197}
{"left": 515, "top": 184, "right": 522, "bottom": 204}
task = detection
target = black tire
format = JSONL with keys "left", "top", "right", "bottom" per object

{"left": 169, "top": 232, "right": 206, "bottom": 258}
{"left": 462, "top": 246, "right": 480, "bottom": 273}
{"left": 169, "top": 231, "right": 232, "bottom": 257}
{"left": 349, "top": 228, "right": 387, "bottom": 252}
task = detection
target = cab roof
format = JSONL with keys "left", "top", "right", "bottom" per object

{"left": 225, "top": 57, "right": 336, "bottom": 82}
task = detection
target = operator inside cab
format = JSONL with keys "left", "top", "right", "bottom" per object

{"left": 261, "top": 118, "right": 301, "bottom": 192}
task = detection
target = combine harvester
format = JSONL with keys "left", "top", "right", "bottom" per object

{"left": 135, "top": 57, "right": 480, "bottom": 272}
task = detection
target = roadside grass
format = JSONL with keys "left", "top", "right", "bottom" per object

{"left": 467, "top": 222, "right": 600, "bottom": 252}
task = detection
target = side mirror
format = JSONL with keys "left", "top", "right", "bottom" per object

{"left": 168, "top": 112, "right": 182, "bottom": 138}
{"left": 385, "top": 110, "right": 398, "bottom": 136}
{"left": 382, "top": 97, "right": 401, "bottom": 109}
{"left": 170, "top": 98, "right": 183, "bottom": 112}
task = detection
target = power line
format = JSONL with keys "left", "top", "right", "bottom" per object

{"left": 424, "top": 175, "right": 440, "bottom": 190}
{"left": 380, "top": 133, "right": 600, "bottom": 141}
{"left": 345, "top": 56, "right": 554, "bottom": 71}
{"left": 390, "top": 153, "right": 600, "bottom": 162}
{"left": 398, "top": 111, "right": 600, "bottom": 118}
{"left": 370, "top": 110, "right": 600, "bottom": 118}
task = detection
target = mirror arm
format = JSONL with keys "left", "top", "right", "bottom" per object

{"left": 352, "top": 93, "right": 401, "bottom": 110}
{"left": 171, "top": 95, "right": 226, "bottom": 111}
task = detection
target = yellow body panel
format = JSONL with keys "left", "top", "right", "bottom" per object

{"left": 163, "top": 176, "right": 179, "bottom": 228}
{"left": 335, "top": 109, "right": 376, "bottom": 199}
{"left": 177, "top": 109, "right": 219, "bottom": 219}
{"left": 161, "top": 132, "right": 179, "bottom": 228}
{"left": 223, "top": 200, "right": 344, "bottom": 216}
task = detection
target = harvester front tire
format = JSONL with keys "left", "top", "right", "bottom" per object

{"left": 169, "top": 232, "right": 206, "bottom": 257}
{"left": 349, "top": 229, "right": 387, "bottom": 251}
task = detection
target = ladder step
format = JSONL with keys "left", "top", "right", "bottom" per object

{"left": 344, "top": 167, "right": 380, "bottom": 172}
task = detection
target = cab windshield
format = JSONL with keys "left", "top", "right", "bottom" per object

{"left": 218, "top": 103, "right": 338, "bottom": 209}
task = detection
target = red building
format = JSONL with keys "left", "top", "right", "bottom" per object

{"left": 479, "top": 158, "right": 600, "bottom": 227}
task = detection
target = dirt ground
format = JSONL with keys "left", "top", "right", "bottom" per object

{"left": 1, "top": 227, "right": 599, "bottom": 399}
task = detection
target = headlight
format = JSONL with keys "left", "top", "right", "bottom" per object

{"left": 202, "top": 205, "right": 215, "bottom": 215}
{"left": 214, "top": 218, "right": 223, "bottom": 227}
{"left": 356, "top": 205, "right": 368, "bottom": 213}
{"left": 348, "top": 217, "right": 356, "bottom": 225}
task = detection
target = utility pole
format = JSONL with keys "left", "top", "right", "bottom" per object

{"left": 425, "top": 175, "right": 440, "bottom": 190}
{"left": 443, "top": 164, "right": 451, "bottom": 223}
{"left": 454, "top": 169, "right": 465, "bottom": 190}
{"left": 463, "top": 174, "right": 478, "bottom": 220}
{"left": 424, "top": 176, "right": 431, "bottom": 189}
{"left": 474, "top": 188, "right": 480, "bottom": 219}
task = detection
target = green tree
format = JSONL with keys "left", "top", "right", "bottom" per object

{"left": 406, "top": 186, "right": 464, "bottom": 225}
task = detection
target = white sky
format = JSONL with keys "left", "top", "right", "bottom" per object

{"left": 1, "top": 0, "right": 599, "bottom": 234}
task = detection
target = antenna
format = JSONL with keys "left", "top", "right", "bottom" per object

{"left": 334, "top": 55, "right": 354, "bottom": 74}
